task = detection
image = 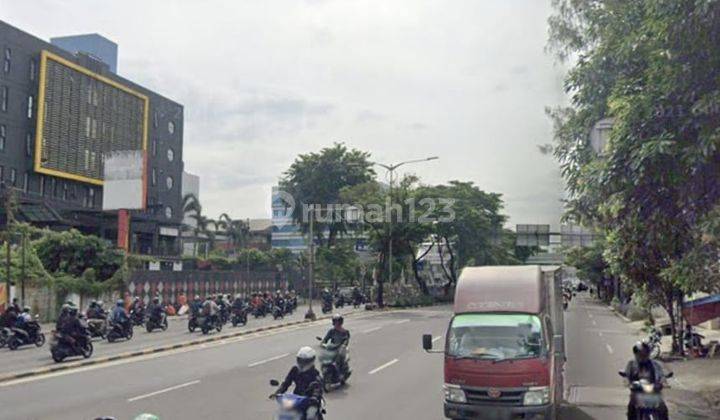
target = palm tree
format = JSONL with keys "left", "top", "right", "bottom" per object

{"left": 218, "top": 213, "right": 250, "bottom": 249}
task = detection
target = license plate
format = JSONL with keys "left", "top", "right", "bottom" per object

{"left": 479, "top": 407, "right": 510, "bottom": 420}
{"left": 636, "top": 393, "right": 661, "bottom": 408}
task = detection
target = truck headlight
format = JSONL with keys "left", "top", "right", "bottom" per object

{"left": 523, "top": 386, "right": 550, "bottom": 406}
{"left": 444, "top": 384, "right": 467, "bottom": 403}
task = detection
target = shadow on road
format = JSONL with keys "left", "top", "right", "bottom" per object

{"left": 559, "top": 404, "right": 608, "bottom": 420}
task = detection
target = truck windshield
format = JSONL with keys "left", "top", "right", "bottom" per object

{"left": 447, "top": 314, "right": 545, "bottom": 360}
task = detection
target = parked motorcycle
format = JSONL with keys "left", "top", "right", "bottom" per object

{"left": 145, "top": 313, "right": 168, "bottom": 333}
{"left": 50, "top": 329, "right": 93, "bottom": 363}
{"left": 619, "top": 370, "right": 672, "bottom": 420}
{"left": 316, "top": 336, "right": 350, "bottom": 392}
{"left": 269, "top": 379, "right": 325, "bottom": 420}
{"left": 6, "top": 321, "right": 45, "bottom": 350}
{"left": 201, "top": 315, "right": 223, "bottom": 335}
{"left": 647, "top": 327, "right": 663, "bottom": 359}
{"left": 107, "top": 321, "right": 134, "bottom": 342}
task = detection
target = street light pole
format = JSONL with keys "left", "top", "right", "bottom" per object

{"left": 305, "top": 204, "right": 316, "bottom": 320}
{"left": 372, "top": 156, "right": 438, "bottom": 304}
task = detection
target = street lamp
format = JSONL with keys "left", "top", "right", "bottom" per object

{"left": 371, "top": 156, "right": 438, "bottom": 303}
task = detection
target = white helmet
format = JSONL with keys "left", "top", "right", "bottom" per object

{"left": 296, "top": 346, "right": 316, "bottom": 372}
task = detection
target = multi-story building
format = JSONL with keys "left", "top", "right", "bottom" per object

{"left": 0, "top": 20, "right": 185, "bottom": 256}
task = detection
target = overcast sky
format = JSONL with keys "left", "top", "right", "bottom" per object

{"left": 2, "top": 0, "right": 567, "bottom": 227}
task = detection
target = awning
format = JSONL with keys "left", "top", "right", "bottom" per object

{"left": 682, "top": 294, "right": 720, "bottom": 325}
{"left": 18, "top": 203, "right": 62, "bottom": 223}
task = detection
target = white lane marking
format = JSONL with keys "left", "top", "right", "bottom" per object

{"left": 363, "top": 326, "right": 382, "bottom": 334}
{"left": 606, "top": 344, "right": 614, "bottom": 354}
{"left": 592, "top": 319, "right": 597, "bottom": 326}
{"left": 248, "top": 353, "right": 290, "bottom": 368}
{"left": 369, "top": 358, "right": 399, "bottom": 375}
{"left": 432, "top": 336, "right": 443, "bottom": 343}
{"left": 588, "top": 313, "right": 593, "bottom": 319}
{"left": 128, "top": 380, "right": 200, "bottom": 402}
{"left": 598, "top": 332, "right": 603, "bottom": 337}
{"left": 394, "top": 319, "right": 410, "bottom": 325}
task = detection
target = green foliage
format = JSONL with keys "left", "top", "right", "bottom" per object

{"left": 315, "top": 244, "right": 359, "bottom": 286}
{"left": 34, "top": 229, "right": 123, "bottom": 281}
{"left": 281, "top": 143, "right": 375, "bottom": 247}
{"left": 0, "top": 239, "right": 53, "bottom": 287}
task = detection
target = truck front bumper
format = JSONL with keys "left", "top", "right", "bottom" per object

{"left": 444, "top": 402, "right": 553, "bottom": 420}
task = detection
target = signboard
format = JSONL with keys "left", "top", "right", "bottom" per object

{"left": 516, "top": 224, "right": 550, "bottom": 247}
{"left": 35, "top": 50, "right": 148, "bottom": 185}
{"left": 102, "top": 150, "right": 146, "bottom": 210}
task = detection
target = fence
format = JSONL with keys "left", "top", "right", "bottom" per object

{"left": 127, "top": 270, "right": 293, "bottom": 306}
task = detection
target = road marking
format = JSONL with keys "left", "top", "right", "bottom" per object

{"left": 248, "top": 353, "right": 290, "bottom": 368}
{"left": 588, "top": 313, "right": 594, "bottom": 319}
{"left": 363, "top": 326, "right": 382, "bottom": 334}
{"left": 369, "top": 358, "right": 399, "bottom": 375}
{"left": 606, "top": 344, "right": 614, "bottom": 354}
{"left": 598, "top": 332, "right": 603, "bottom": 337}
{"left": 592, "top": 319, "right": 597, "bottom": 326}
{"left": 128, "top": 380, "right": 200, "bottom": 402}
{"left": 432, "top": 336, "right": 444, "bottom": 343}
{"left": 394, "top": 319, "right": 410, "bottom": 325}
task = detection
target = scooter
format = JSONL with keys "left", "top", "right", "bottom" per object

{"left": 231, "top": 307, "right": 248, "bottom": 327}
{"left": 107, "top": 321, "right": 134, "bottom": 342}
{"left": 618, "top": 370, "right": 672, "bottom": 420}
{"left": 316, "top": 337, "right": 350, "bottom": 392}
{"left": 130, "top": 308, "right": 145, "bottom": 326}
{"left": 50, "top": 329, "right": 93, "bottom": 363}
{"left": 6, "top": 320, "right": 45, "bottom": 350}
{"left": 269, "top": 379, "right": 325, "bottom": 420}
{"left": 145, "top": 312, "right": 168, "bottom": 333}
{"left": 321, "top": 299, "right": 333, "bottom": 314}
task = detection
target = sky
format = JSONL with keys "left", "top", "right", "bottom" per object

{"left": 1, "top": 0, "right": 568, "bottom": 228}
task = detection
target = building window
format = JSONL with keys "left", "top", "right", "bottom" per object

{"left": 166, "top": 176, "right": 173, "bottom": 190}
{"left": 29, "top": 59, "right": 36, "bottom": 81}
{"left": 151, "top": 168, "right": 157, "bottom": 186}
{"left": 153, "top": 111, "right": 158, "bottom": 128}
{"left": 9, "top": 168, "right": 16, "bottom": 186}
{"left": 152, "top": 138, "right": 157, "bottom": 156}
{"left": 0, "top": 124, "right": 5, "bottom": 151}
{"left": 26, "top": 132, "right": 32, "bottom": 156}
{"left": 63, "top": 183, "right": 68, "bottom": 200}
{"left": 27, "top": 95, "right": 34, "bottom": 118}
{"left": 2, "top": 48, "right": 9, "bottom": 74}
{"left": 85, "top": 187, "right": 95, "bottom": 208}
{"left": 39, "top": 176, "right": 45, "bottom": 196}
{"left": 23, "top": 173, "right": 28, "bottom": 192}
{"left": 52, "top": 178, "right": 58, "bottom": 198}
{"left": 0, "top": 166, "right": 3, "bottom": 181}
{"left": 1, "top": 86, "right": 7, "bottom": 112}
{"left": 168, "top": 121, "right": 175, "bottom": 134}
{"left": 167, "top": 148, "right": 174, "bottom": 162}
{"left": 165, "top": 206, "right": 173, "bottom": 219}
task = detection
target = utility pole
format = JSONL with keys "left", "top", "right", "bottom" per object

{"left": 305, "top": 204, "right": 316, "bottom": 320}
{"left": 20, "top": 231, "right": 26, "bottom": 306}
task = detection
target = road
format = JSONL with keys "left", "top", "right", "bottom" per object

{"left": 0, "top": 304, "right": 354, "bottom": 377}
{"left": 0, "top": 296, "right": 709, "bottom": 420}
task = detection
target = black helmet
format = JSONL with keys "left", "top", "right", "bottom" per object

{"left": 633, "top": 341, "right": 651, "bottom": 360}
{"left": 332, "top": 313, "right": 344, "bottom": 326}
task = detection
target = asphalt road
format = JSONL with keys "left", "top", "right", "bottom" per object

{"left": 0, "top": 304, "right": 355, "bottom": 376}
{"left": 0, "top": 295, "right": 708, "bottom": 420}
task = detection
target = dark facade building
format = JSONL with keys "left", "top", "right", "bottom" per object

{"left": 0, "top": 20, "right": 184, "bottom": 256}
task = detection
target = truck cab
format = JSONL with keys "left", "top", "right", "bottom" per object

{"left": 423, "top": 265, "right": 565, "bottom": 420}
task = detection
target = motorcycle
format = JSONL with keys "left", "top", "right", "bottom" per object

{"left": 647, "top": 327, "right": 663, "bottom": 359}
{"left": 86, "top": 316, "right": 108, "bottom": 339}
{"left": 6, "top": 321, "right": 45, "bottom": 350}
{"left": 201, "top": 315, "right": 223, "bottom": 335}
{"left": 269, "top": 379, "right": 325, "bottom": 420}
{"left": 145, "top": 312, "right": 168, "bottom": 333}
{"left": 335, "top": 295, "right": 345, "bottom": 309}
{"left": 316, "top": 336, "right": 350, "bottom": 392}
{"left": 253, "top": 305, "right": 267, "bottom": 319}
{"left": 273, "top": 305, "right": 285, "bottom": 320}
{"left": 0, "top": 327, "right": 11, "bottom": 348}
{"left": 50, "top": 329, "right": 93, "bottom": 363}
{"left": 130, "top": 307, "right": 145, "bottom": 326}
{"left": 352, "top": 294, "right": 364, "bottom": 309}
{"left": 188, "top": 313, "right": 200, "bottom": 333}
{"left": 684, "top": 325, "right": 706, "bottom": 357}
{"left": 107, "top": 321, "right": 134, "bottom": 342}
{"left": 618, "top": 370, "right": 672, "bottom": 420}
{"left": 321, "top": 299, "right": 333, "bottom": 314}
{"left": 231, "top": 307, "right": 248, "bottom": 327}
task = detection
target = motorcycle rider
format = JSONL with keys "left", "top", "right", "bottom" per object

{"left": 13, "top": 306, "right": 35, "bottom": 341}
{"left": 270, "top": 346, "right": 324, "bottom": 419}
{"left": 190, "top": 295, "right": 203, "bottom": 315}
{"left": 322, "top": 314, "right": 351, "bottom": 376}
{"left": 147, "top": 296, "right": 165, "bottom": 325}
{"left": 58, "top": 305, "right": 86, "bottom": 352}
{"left": 274, "top": 290, "right": 286, "bottom": 314}
{"left": 111, "top": 299, "right": 131, "bottom": 335}
{"left": 202, "top": 295, "right": 220, "bottom": 325}
{"left": 623, "top": 341, "right": 668, "bottom": 420}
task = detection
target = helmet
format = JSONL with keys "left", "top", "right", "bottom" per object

{"left": 296, "top": 346, "right": 316, "bottom": 372}
{"left": 68, "top": 306, "right": 78, "bottom": 316}
{"left": 152, "top": 296, "right": 159, "bottom": 303}
{"left": 116, "top": 299, "right": 125, "bottom": 307}
{"left": 23, "top": 306, "right": 31, "bottom": 313}
{"left": 97, "top": 301, "right": 104, "bottom": 307}
{"left": 235, "top": 294, "right": 241, "bottom": 299}
{"left": 633, "top": 341, "right": 651, "bottom": 362}
{"left": 194, "top": 295, "right": 200, "bottom": 301}
{"left": 61, "top": 303, "right": 71, "bottom": 313}
{"left": 133, "top": 297, "right": 140, "bottom": 302}
{"left": 332, "top": 314, "right": 344, "bottom": 326}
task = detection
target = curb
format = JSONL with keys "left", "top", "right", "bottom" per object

{"left": 0, "top": 312, "right": 346, "bottom": 384}
{"left": 609, "top": 306, "right": 632, "bottom": 323}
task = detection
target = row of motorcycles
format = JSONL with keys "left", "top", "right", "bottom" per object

{"left": 187, "top": 295, "right": 298, "bottom": 335}
{"left": 321, "top": 289, "right": 366, "bottom": 314}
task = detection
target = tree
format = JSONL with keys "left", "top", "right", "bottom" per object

{"left": 281, "top": 143, "right": 375, "bottom": 247}
{"left": 548, "top": 0, "right": 720, "bottom": 352}
{"left": 315, "top": 243, "right": 360, "bottom": 290}
{"left": 218, "top": 213, "right": 249, "bottom": 249}
{"left": 34, "top": 229, "right": 123, "bottom": 282}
